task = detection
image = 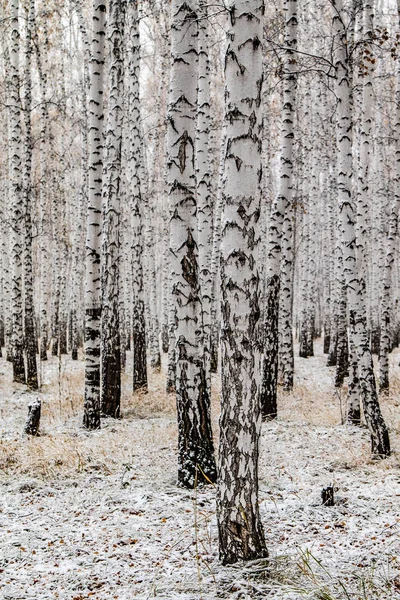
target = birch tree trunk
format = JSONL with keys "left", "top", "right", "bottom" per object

{"left": 83, "top": 0, "right": 106, "bottom": 429}
{"left": 9, "top": 0, "right": 25, "bottom": 385}
{"left": 167, "top": 0, "right": 216, "bottom": 488}
{"left": 262, "top": 0, "right": 297, "bottom": 410}
{"left": 101, "top": 0, "right": 126, "bottom": 418}
{"left": 332, "top": 0, "right": 390, "bottom": 457}
{"left": 196, "top": 0, "right": 213, "bottom": 396}
{"left": 126, "top": 0, "right": 147, "bottom": 392}
{"left": 22, "top": 0, "right": 38, "bottom": 390}
{"left": 217, "top": 0, "right": 267, "bottom": 565}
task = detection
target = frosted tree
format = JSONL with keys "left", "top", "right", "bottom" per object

{"left": 125, "top": 0, "right": 147, "bottom": 392}
{"left": 167, "top": 0, "right": 217, "bottom": 488}
{"left": 83, "top": 0, "right": 106, "bottom": 429}
{"left": 101, "top": 0, "right": 126, "bottom": 418}
{"left": 9, "top": 0, "right": 25, "bottom": 384}
{"left": 261, "top": 0, "right": 298, "bottom": 414}
{"left": 217, "top": 0, "right": 267, "bottom": 565}
{"left": 22, "top": 0, "right": 38, "bottom": 390}
{"left": 196, "top": 0, "right": 213, "bottom": 393}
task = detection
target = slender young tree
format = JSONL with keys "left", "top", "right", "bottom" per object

{"left": 261, "top": 0, "right": 298, "bottom": 412}
{"left": 9, "top": 0, "right": 25, "bottom": 384}
{"left": 125, "top": 0, "right": 147, "bottom": 392}
{"left": 167, "top": 0, "right": 217, "bottom": 488}
{"left": 196, "top": 0, "right": 213, "bottom": 394}
{"left": 83, "top": 0, "right": 106, "bottom": 429}
{"left": 217, "top": 0, "right": 268, "bottom": 565}
{"left": 22, "top": 0, "right": 38, "bottom": 390}
{"left": 101, "top": 0, "right": 126, "bottom": 418}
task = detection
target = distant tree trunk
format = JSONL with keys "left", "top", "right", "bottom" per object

{"left": 22, "top": 0, "right": 38, "bottom": 390}
{"left": 167, "top": 0, "right": 216, "bottom": 488}
{"left": 9, "top": 0, "right": 25, "bottom": 385}
{"left": 196, "top": 0, "right": 213, "bottom": 396}
{"left": 217, "top": 0, "right": 268, "bottom": 565}
{"left": 262, "top": 0, "right": 297, "bottom": 412}
{"left": 32, "top": 13, "right": 50, "bottom": 363}
{"left": 83, "top": 0, "right": 106, "bottom": 429}
{"left": 101, "top": 0, "right": 126, "bottom": 418}
{"left": 126, "top": 0, "right": 147, "bottom": 392}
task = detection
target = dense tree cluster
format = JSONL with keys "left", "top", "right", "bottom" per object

{"left": 1, "top": 0, "right": 399, "bottom": 562}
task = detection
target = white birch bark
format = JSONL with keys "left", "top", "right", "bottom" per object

{"left": 261, "top": 0, "right": 297, "bottom": 410}
{"left": 101, "top": 0, "right": 126, "bottom": 418}
{"left": 196, "top": 0, "right": 213, "bottom": 394}
{"left": 83, "top": 0, "right": 106, "bottom": 430}
{"left": 9, "top": 0, "right": 25, "bottom": 384}
{"left": 22, "top": 0, "right": 38, "bottom": 390}
{"left": 125, "top": 0, "right": 147, "bottom": 392}
{"left": 217, "top": 0, "right": 267, "bottom": 565}
{"left": 167, "top": 0, "right": 216, "bottom": 488}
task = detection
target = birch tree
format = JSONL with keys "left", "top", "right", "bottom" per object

{"left": 125, "top": 0, "right": 147, "bottom": 392}
{"left": 217, "top": 0, "right": 267, "bottom": 565}
{"left": 261, "top": 0, "right": 298, "bottom": 413}
{"left": 167, "top": 0, "right": 217, "bottom": 488}
{"left": 101, "top": 0, "right": 126, "bottom": 418}
{"left": 83, "top": 0, "right": 106, "bottom": 429}
{"left": 9, "top": 0, "right": 25, "bottom": 385}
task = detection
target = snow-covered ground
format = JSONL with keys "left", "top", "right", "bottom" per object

{"left": 1, "top": 342, "right": 400, "bottom": 599}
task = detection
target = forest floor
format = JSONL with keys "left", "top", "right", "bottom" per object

{"left": 1, "top": 342, "right": 400, "bottom": 599}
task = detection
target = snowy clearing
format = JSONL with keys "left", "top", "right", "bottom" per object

{"left": 1, "top": 341, "right": 400, "bottom": 599}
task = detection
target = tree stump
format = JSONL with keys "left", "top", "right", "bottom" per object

{"left": 24, "top": 397, "right": 41, "bottom": 436}
{"left": 321, "top": 486, "right": 334, "bottom": 506}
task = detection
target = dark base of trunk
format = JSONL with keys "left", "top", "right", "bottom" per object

{"left": 150, "top": 353, "right": 161, "bottom": 372}
{"left": 72, "top": 348, "right": 78, "bottom": 360}
{"left": 177, "top": 444, "right": 217, "bottom": 488}
{"left": 51, "top": 340, "right": 58, "bottom": 356}
{"left": 347, "top": 407, "right": 361, "bottom": 425}
{"left": 260, "top": 357, "right": 278, "bottom": 421}
{"left": 83, "top": 411, "right": 101, "bottom": 430}
{"left": 161, "top": 325, "right": 169, "bottom": 354}
{"left": 326, "top": 351, "right": 337, "bottom": 367}
{"left": 321, "top": 486, "right": 334, "bottom": 506}
{"left": 102, "top": 355, "right": 121, "bottom": 418}
{"left": 323, "top": 333, "right": 330, "bottom": 354}
{"left": 133, "top": 330, "right": 148, "bottom": 392}
{"left": 24, "top": 398, "right": 41, "bottom": 435}
{"left": 371, "top": 427, "right": 390, "bottom": 459}
{"left": 218, "top": 519, "right": 268, "bottom": 565}
{"left": 299, "top": 330, "right": 308, "bottom": 358}
{"left": 13, "top": 353, "right": 26, "bottom": 384}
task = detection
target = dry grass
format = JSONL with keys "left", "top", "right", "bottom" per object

{"left": 1, "top": 342, "right": 400, "bottom": 479}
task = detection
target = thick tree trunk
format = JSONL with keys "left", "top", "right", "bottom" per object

{"left": 217, "top": 0, "right": 267, "bottom": 565}
{"left": 167, "top": 0, "right": 216, "bottom": 488}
